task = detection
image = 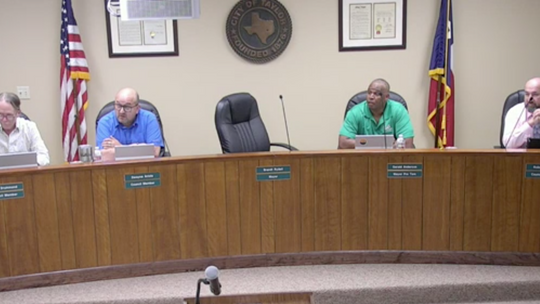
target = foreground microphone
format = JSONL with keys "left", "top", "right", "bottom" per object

{"left": 205, "top": 266, "right": 221, "bottom": 296}
{"left": 279, "top": 95, "right": 292, "bottom": 151}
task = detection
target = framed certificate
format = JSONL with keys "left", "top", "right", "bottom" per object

{"left": 104, "top": 5, "right": 179, "bottom": 58}
{"left": 339, "top": 0, "right": 407, "bottom": 51}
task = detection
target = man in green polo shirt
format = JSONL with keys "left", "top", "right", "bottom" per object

{"left": 339, "top": 78, "right": 415, "bottom": 149}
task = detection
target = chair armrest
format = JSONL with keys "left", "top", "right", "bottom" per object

{"left": 270, "top": 142, "right": 298, "bottom": 151}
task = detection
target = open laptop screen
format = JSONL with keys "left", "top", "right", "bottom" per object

{"left": 355, "top": 135, "right": 394, "bottom": 149}
{"left": 115, "top": 144, "right": 155, "bottom": 161}
{"left": 0, "top": 151, "right": 38, "bottom": 170}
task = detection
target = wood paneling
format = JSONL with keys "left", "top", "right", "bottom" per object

{"left": 387, "top": 155, "right": 403, "bottom": 250}
{"left": 0, "top": 150, "right": 540, "bottom": 280}
{"left": 204, "top": 161, "right": 228, "bottom": 257}
{"left": 401, "top": 155, "right": 423, "bottom": 250}
{"left": 341, "top": 156, "right": 368, "bottom": 250}
{"left": 449, "top": 156, "right": 466, "bottom": 251}
{"left": 1, "top": 175, "right": 39, "bottom": 275}
{"left": 179, "top": 163, "right": 207, "bottom": 259}
{"left": 225, "top": 161, "right": 241, "bottom": 256}
{"left": 463, "top": 156, "right": 494, "bottom": 251}
{"left": 92, "top": 169, "right": 111, "bottom": 266}
{"left": 368, "top": 156, "right": 389, "bottom": 249}
{"left": 491, "top": 156, "right": 521, "bottom": 252}
{"left": 69, "top": 171, "right": 97, "bottom": 268}
{"left": 300, "top": 158, "right": 315, "bottom": 252}
{"left": 33, "top": 174, "right": 62, "bottom": 272}
{"left": 314, "top": 157, "right": 342, "bottom": 251}
{"left": 0, "top": 192, "right": 9, "bottom": 277}
{"left": 238, "top": 160, "right": 261, "bottom": 254}
{"left": 519, "top": 155, "right": 540, "bottom": 252}
{"left": 423, "top": 156, "right": 451, "bottom": 250}
{"left": 107, "top": 167, "right": 139, "bottom": 264}
{"left": 54, "top": 172, "right": 76, "bottom": 270}
{"left": 259, "top": 158, "right": 275, "bottom": 253}
{"left": 132, "top": 166, "right": 153, "bottom": 263}
{"left": 151, "top": 164, "right": 180, "bottom": 261}
{"left": 274, "top": 159, "right": 301, "bottom": 253}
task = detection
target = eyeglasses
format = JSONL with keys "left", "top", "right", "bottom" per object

{"left": 114, "top": 103, "right": 138, "bottom": 113}
{"left": 0, "top": 114, "right": 16, "bottom": 121}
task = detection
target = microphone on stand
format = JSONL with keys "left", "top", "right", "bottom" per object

{"left": 195, "top": 266, "right": 222, "bottom": 304}
{"left": 279, "top": 95, "right": 292, "bottom": 151}
{"left": 205, "top": 266, "right": 221, "bottom": 296}
{"left": 503, "top": 91, "right": 529, "bottom": 148}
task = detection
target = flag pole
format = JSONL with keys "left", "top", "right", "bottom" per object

{"left": 434, "top": 75, "right": 442, "bottom": 148}
{"left": 72, "top": 78, "right": 82, "bottom": 150}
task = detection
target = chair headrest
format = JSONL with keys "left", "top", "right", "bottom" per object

{"left": 344, "top": 90, "right": 408, "bottom": 118}
{"left": 217, "top": 93, "right": 259, "bottom": 124}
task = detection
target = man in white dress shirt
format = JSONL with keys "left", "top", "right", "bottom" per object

{"left": 0, "top": 92, "right": 49, "bottom": 166}
{"left": 502, "top": 77, "right": 540, "bottom": 148}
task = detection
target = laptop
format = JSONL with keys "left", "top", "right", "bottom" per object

{"left": 115, "top": 144, "right": 155, "bottom": 161}
{"left": 355, "top": 135, "right": 394, "bottom": 149}
{"left": 0, "top": 151, "right": 38, "bottom": 170}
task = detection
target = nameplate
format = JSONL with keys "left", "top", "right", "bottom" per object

{"left": 0, "top": 182, "right": 25, "bottom": 200}
{"left": 256, "top": 166, "right": 291, "bottom": 181}
{"left": 525, "top": 164, "right": 540, "bottom": 179}
{"left": 124, "top": 173, "right": 161, "bottom": 189}
{"left": 387, "top": 163, "right": 423, "bottom": 178}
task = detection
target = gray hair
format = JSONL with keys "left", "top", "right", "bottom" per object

{"left": 0, "top": 92, "right": 21, "bottom": 111}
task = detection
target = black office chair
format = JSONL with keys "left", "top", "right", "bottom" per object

{"left": 497, "top": 90, "right": 525, "bottom": 148}
{"left": 19, "top": 112, "right": 30, "bottom": 120}
{"left": 95, "top": 99, "right": 171, "bottom": 157}
{"left": 344, "top": 90, "right": 408, "bottom": 118}
{"left": 215, "top": 93, "right": 298, "bottom": 153}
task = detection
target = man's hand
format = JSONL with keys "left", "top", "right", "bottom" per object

{"left": 102, "top": 136, "right": 121, "bottom": 149}
{"left": 528, "top": 109, "right": 540, "bottom": 127}
{"left": 338, "top": 136, "right": 356, "bottom": 149}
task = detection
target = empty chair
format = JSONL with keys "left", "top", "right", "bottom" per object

{"left": 215, "top": 93, "right": 297, "bottom": 153}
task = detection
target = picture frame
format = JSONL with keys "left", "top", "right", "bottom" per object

{"left": 104, "top": 5, "right": 179, "bottom": 58}
{"left": 339, "top": 0, "right": 407, "bottom": 52}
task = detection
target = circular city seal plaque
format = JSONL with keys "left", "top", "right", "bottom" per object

{"left": 226, "top": 0, "right": 293, "bottom": 64}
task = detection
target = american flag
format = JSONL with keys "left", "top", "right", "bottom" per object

{"left": 60, "top": 0, "right": 90, "bottom": 162}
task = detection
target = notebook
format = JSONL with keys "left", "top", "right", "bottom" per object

{"left": 355, "top": 135, "right": 394, "bottom": 149}
{"left": 115, "top": 144, "right": 155, "bottom": 161}
{"left": 0, "top": 151, "right": 38, "bottom": 170}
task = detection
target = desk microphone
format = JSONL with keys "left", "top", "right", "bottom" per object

{"left": 279, "top": 95, "right": 292, "bottom": 151}
{"left": 504, "top": 91, "right": 528, "bottom": 148}
{"left": 205, "top": 266, "right": 221, "bottom": 296}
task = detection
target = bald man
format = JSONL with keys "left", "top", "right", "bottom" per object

{"left": 339, "top": 78, "right": 415, "bottom": 149}
{"left": 503, "top": 77, "right": 540, "bottom": 148}
{"left": 96, "top": 88, "right": 163, "bottom": 157}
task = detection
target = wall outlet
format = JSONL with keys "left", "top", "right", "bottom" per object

{"left": 16, "top": 86, "right": 31, "bottom": 100}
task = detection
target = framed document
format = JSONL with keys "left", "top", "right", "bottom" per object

{"left": 339, "top": 0, "right": 407, "bottom": 51}
{"left": 105, "top": 7, "right": 179, "bottom": 57}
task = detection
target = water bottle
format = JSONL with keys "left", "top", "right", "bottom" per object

{"left": 396, "top": 134, "right": 405, "bottom": 149}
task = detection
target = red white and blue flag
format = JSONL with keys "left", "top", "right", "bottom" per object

{"left": 427, "top": 0, "right": 454, "bottom": 148}
{"left": 60, "top": 0, "right": 90, "bottom": 162}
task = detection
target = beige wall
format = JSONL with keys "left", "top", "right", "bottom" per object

{"left": 0, "top": 0, "right": 539, "bottom": 164}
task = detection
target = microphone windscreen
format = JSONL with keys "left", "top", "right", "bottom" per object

{"left": 205, "top": 266, "right": 219, "bottom": 280}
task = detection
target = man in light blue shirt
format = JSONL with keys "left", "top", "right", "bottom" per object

{"left": 96, "top": 88, "right": 163, "bottom": 157}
